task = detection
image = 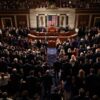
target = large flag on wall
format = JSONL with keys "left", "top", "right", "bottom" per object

{"left": 48, "top": 15, "right": 57, "bottom": 26}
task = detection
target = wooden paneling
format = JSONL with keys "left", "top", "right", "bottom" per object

{"left": 0, "top": 19, "right": 2, "bottom": 28}
{"left": 0, "top": 15, "right": 15, "bottom": 28}
{"left": 90, "top": 15, "right": 100, "bottom": 27}
{"left": 0, "top": 10, "right": 29, "bottom": 14}
{"left": 16, "top": 15, "right": 27, "bottom": 27}
{"left": 0, "top": 10, "right": 29, "bottom": 28}
{"left": 76, "top": 9, "right": 100, "bottom": 13}
{"left": 78, "top": 15, "right": 89, "bottom": 27}
{"left": 76, "top": 9, "right": 100, "bottom": 27}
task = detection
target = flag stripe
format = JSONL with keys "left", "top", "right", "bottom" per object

{"left": 48, "top": 15, "right": 57, "bottom": 26}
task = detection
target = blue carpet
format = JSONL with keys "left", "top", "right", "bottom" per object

{"left": 47, "top": 48, "right": 57, "bottom": 66}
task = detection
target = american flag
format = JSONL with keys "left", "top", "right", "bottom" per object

{"left": 48, "top": 15, "right": 57, "bottom": 26}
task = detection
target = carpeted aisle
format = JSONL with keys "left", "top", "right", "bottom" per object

{"left": 47, "top": 48, "right": 57, "bottom": 66}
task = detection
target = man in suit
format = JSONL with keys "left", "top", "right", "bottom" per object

{"left": 72, "top": 88, "right": 90, "bottom": 100}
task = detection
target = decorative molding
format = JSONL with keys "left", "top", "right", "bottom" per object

{"left": 93, "top": 17, "right": 100, "bottom": 27}
{"left": 30, "top": 8, "right": 75, "bottom": 13}
{"left": 30, "top": 8, "right": 75, "bottom": 28}
{"left": 1, "top": 17, "right": 13, "bottom": 28}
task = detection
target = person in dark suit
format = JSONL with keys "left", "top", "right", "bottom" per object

{"left": 43, "top": 70, "right": 53, "bottom": 100}
{"left": 61, "top": 60, "right": 72, "bottom": 80}
{"left": 26, "top": 71, "right": 37, "bottom": 97}
{"left": 92, "top": 95, "right": 99, "bottom": 100}
{"left": 76, "top": 69, "right": 86, "bottom": 94}
{"left": 86, "top": 68, "right": 98, "bottom": 96}
{"left": 51, "top": 88, "right": 62, "bottom": 100}
{"left": 8, "top": 68, "right": 21, "bottom": 95}
{"left": 0, "top": 57, "right": 8, "bottom": 73}
{"left": 53, "top": 58, "right": 61, "bottom": 80}
{"left": 93, "top": 57, "right": 100, "bottom": 73}
{"left": 72, "top": 88, "right": 90, "bottom": 100}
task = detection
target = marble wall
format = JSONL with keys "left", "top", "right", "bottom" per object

{"left": 30, "top": 8, "right": 75, "bottom": 29}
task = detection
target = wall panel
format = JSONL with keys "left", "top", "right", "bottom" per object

{"left": 0, "top": 15, "right": 15, "bottom": 28}
{"left": 77, "top": 15, "right": 89, "bottom": 27}
{"left": 16, "top": 15, "right": 27, "bottom": 27}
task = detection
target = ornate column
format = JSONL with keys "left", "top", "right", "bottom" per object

{"left": 45, "top": 14, "right": 47, "bottom": 27}
{"left": 57, "top": 14, "right": 60, "bottom": 27}
{"left": 89, "top": 14, "right": 92, "bottom": 28}
{"left": 14, "top": 15, "right": 17, "bottom": 27}
{"left": 66, "top": 14, "right": 69, "bottom": 26}
{"left": 36, "top": 14, "right": 38, "bottom": 28}
{"left": 26, "top": 14, "right": 30, "bottom": 28}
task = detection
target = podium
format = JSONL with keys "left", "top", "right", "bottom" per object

{"left": 48, "top": 26, "right": 57, "bottom": 32}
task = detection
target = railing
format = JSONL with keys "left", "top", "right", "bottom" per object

{"left": 30, "top": 31, "right": 75, "bottom": 36}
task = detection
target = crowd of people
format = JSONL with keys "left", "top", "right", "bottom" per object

{"left": 0, "top": 27, "right": 49, "bottom": 100}
{"left": 55, "top": 26, "right": 100, "bottom": 100}
{"left": 0, "top": 0, "right": 100, "bottom": 10}
{"left": 0, "top": 26, "right": 100, "bottom": 100}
